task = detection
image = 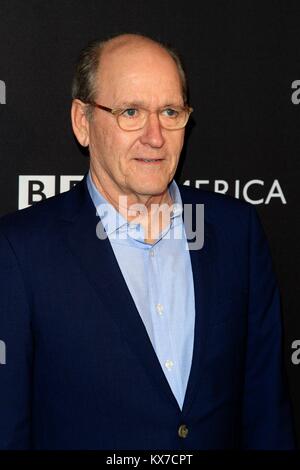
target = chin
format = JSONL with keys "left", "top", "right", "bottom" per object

{"left": 137, "top": 174, "right": 171, "bottom": 193}
{"left": 135, "top": 182, "right": 169, "bottom": 197}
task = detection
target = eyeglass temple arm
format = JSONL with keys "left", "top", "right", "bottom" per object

{"left": 87, "top": 102, "right": 115, "bottom": 114}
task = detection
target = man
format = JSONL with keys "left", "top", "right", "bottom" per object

{"left": 0, "top": 33, "right": 295, "bottom": 449}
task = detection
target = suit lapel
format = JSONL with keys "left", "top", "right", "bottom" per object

{"left": 180, "top": 188, "right": 218, "bottom": 414}
{"left": 60, "top": 176, "right": 180, "bottom": 410}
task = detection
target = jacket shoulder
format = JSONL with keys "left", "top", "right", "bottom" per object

{"left": 0, "top": 178, "right": 86, "bottom": 241}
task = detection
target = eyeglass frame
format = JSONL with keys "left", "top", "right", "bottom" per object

{"left": 84, "top": 100, "right": 193, "bottom": 131}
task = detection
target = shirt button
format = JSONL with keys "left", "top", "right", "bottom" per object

{"left": 178, "top": 424, "right": 189, "bottom": 439}
{"left": 156, "top": 304, "right": 164, "bottom": 315}
{"left": 150, "top": 249, "right": 155, "bottom": 257}
{"left": 165, "top": 359, "right": 174, "bottom": 370}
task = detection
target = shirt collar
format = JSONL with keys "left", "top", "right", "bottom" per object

{"left": 87, "top": 170, "right": 183, "bottom": 236}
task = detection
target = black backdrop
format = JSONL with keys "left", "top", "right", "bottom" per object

{"left": 0, "top": 0, "right": 299, "bottom": 446}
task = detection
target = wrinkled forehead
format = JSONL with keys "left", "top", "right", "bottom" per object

{"left": 94, "top": 41, "right": 183, "bottom": 105}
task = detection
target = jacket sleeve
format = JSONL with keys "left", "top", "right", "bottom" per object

{"left": 241, "top": 206, "right": 296, "bottom": 449}
{"left": 0, "top": 227, "right": 33, "bottom": 449}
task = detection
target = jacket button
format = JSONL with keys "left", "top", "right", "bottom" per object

{"left": 178, "top": 424, "right": 189, "bottom": 438}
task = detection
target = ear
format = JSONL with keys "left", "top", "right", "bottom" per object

{"left": 71, "top": 99, "right": 90, "bottom": 147}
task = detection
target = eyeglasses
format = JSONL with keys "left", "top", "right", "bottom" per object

{"left": 85, "top": 101, "right": 193, "bottom": 131}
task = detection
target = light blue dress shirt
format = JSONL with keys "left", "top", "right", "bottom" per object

{"left": 87, "top": 172, "right": 195, "bottom": 409}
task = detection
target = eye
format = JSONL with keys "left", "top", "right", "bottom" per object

{"left": 121, "top": 108, "right": 139, "bottom": 118}
{"left": 161, "top": 108, "right": 180, "bottom": 118}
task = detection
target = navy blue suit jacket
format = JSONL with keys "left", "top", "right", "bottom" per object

{"left": 0, "top": 175, "right": 295, "bottom": 449}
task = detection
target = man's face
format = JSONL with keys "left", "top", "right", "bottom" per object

{"left": 85, "top": 41, "right": 186, "bottom": 202}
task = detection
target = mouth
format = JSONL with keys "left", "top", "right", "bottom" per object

{"left": 134, "top": 158, "right": 164, "bottom": 164}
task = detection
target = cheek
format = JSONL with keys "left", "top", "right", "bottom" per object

{"left": 89, "top": 125, "right": 106, "bottom": 157}
{"left": 102, "top": 127, "right": 136, "bottom": 157}
{"left": 169, "top": 133, "right": 184, "bottom": 161}
{"left": 177, "top": 131, "right": 185, "bottom": 150}
{"left": 103, "top": 135, "right": 141, "bottom": 182}
{"left": 90, "top": 126, "right": 124, "bottom": 164}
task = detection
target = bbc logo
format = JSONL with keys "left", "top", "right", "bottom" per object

{"left": 18, "top": 175, "right": 84, "bottom": 209}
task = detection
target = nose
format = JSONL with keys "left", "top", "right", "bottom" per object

{"left": 139, "top": 112, "right": 165, "bottom": 148}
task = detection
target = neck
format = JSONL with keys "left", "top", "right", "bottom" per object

{"left": 90, "top": 169, "right": 174, "bottom": 244}
{"left": 90, "top": 169, "right": 173, "bottom": 218}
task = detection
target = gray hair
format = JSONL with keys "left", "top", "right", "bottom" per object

{"left": 71, "top": 34, "right": 188, "bottom": 120}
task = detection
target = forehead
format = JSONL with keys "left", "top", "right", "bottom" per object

{"left": 95, "top": 41, "right": 183, "bottom": 105}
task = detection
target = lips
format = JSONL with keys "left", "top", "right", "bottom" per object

{"left": 134, "top": 158, "right": 164, "bottom": 164}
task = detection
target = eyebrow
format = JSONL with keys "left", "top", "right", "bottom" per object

{"left": 116, "top": 100, "right": 184, "bottom": 108}
{"left": 116, "top": 101, "right": 146, "bottom": 108}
